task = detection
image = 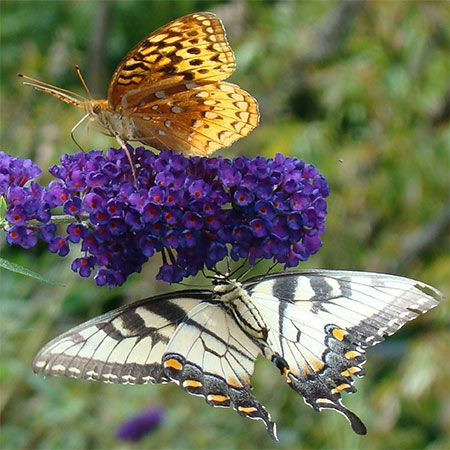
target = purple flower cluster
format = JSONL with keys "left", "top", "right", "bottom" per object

{"left": 1, "top": 152, "right": 46, "bottom": 249}
{"left": 0, "top": 151, "right": 42, "bottom": 190}
{"left": 1, "top": 147, "right": 329, "bottom": 285}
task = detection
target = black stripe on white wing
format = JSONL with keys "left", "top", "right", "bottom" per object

{"left": 245, "top": 270, "right": 442, "bottom": 435}
{"left": 32, "top": 291, "right": 209, "bottom": 384}
{"left": 33, "top": 290, "right": 277, "bottom": 440}
{"left": 161, "top": 301, "right": 277, "bottom": 440}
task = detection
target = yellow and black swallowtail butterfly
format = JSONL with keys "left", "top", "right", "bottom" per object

{"left": 33, "top": 270, "right": 442, "bottom": 440}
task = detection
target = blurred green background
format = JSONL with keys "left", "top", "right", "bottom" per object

{"left": 1, "top": 0, "right": 449, "bottom": 449}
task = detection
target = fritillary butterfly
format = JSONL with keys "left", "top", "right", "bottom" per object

{"left": 19, "top": 12, "right": 259, "bottom": 157}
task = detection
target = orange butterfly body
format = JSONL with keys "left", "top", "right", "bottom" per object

{"left": 20, "top": 12, "right": 259, "bottom": 156}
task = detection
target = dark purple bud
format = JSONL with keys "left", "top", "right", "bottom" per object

{"left": 0, "top": 152, "right": 41, "bottom": 191}
{"left": 65, "top": 170, "right": 86, "bottom": 191}
{"left": 219, "top": 162, "right": 242, "bottom": 187}
{"left": 39, "top": 223, "right": 57, "bottom": 243}
{"left": 140, "top": 236, "right": 158, "bottom": 257}
{"left": 188, "top": 180, "right": 210, "bottom": 200}
{"left": 86, "top": 171, "right": 108, "bottom": 188}
{"left": 108, "top": 218, "right": 127, "bottom": 236}
{"left": 125, "top": 209, "right": 143, "bottom": 231}
{"left": 6, "top": 187, "right": 26, "bottom": 204}
{"left": 233, "top": 225, "right": 253, "bottom": 243}
{"left": 304, "top": 234, "right": 322, "bottom": 254}
{"left": 287, "top": 213, "right": 303, "bottom": 230}
{"left": 205, "top": 215, "right": 221, "bottom": 231}
{"left": 156, "top": 264, "right": 184, "bottom": 283}
{"left": 164, "top": 230, "right": 179, "bottom": 249}
{"left": 165, "top": 189, "right": 179, "bottom": 206}
{"left": 180, "top": 230, "right": 196, "bottom": 248}
{"left": 283, "top": 178, "right": 300, "bottom": 194}
{"left": 290, "top": 193, "right": 309, "bottom": 211}
{"left": 255, "top": 182, "right": 274, "bottom": 199}
{"left": 183, "top": 211, "right": 203, "bottom": 230}
{"left": 206, "top": 242, "right": 227, "bottom": 267}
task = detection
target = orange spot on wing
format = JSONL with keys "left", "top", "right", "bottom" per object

{"left": 207, "top": 394, "right": 230, "bottom": 403}
{"left": 284, "top": 367, "right": 299, "bottom": 379}
{"left": 183, "top": 379, "right": 202, "bottom": 388}
{"left": 227, "top": 377, "right": 243, "bottom": 388}
{"left": 164, "top": 358, "right": 183, "bottom": 371}
{"left": 332, "top": 328, "right": 347, "bottom": 341}
{"left": 331, "top": 383, "right": 351, "bottom": 394}
{"left": 342, "top": 367, "right": 361, "bottom": 377}
{"left": 309, "top": 358, "right": 325, "bottom": 372}
{"left": 345, "top": 351, "right": 361, "bottom": 359}
{"left": 238, "top": 406, "right": 257, "bottom": 414}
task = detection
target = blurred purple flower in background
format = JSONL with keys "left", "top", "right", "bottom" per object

{"left": 116, "top": 406, "right": 164, "bottom": 442}
{"left": 1, "top": 147, "right": 329, "bottom": 286}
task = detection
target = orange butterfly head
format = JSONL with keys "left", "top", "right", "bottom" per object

{"left": 17, "top": 73, "right": 118, "bottom": 136}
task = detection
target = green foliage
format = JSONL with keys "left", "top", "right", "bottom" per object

{"left": 1, "top": 1, "right": 449, "bottom": 449}
{"left": 0, "top": 256, "right": 64, "bottom": 286}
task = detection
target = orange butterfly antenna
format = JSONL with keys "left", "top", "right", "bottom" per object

{"left": 17, "top": 72, "right": 87, "bottom": 108}
{"left": 75, "top": 65, "right": 93, "bottom": 99}
{"left": 17, "top": 71, "right": 96, "bottom": 152}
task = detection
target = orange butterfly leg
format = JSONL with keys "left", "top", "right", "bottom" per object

{"left": 114, "top": 134, "right": 138, "bottom": 187}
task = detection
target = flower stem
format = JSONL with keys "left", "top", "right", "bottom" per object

{"left": 29, "top": 214, "right": 89, "bottom": 226}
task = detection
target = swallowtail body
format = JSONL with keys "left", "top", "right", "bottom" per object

{"left": 33, "top": 270, "right": 442, "bottom": 440}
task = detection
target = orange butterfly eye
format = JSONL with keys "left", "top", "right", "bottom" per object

{"left": 93, "top": 104, "right": 102, "bottom": 115}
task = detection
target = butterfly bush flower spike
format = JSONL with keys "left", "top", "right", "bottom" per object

{"left": 1, "top": 148, "right": 329, "bottom": 286}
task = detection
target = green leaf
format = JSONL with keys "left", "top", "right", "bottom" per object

{"left": 0, "top": 257, "right": 65, "bottom": 286}
{"left": 0, "top": 196, "right": 6, "bottom": 219}
{"left": 0, "top": 196, "right": 6, "bottom": 228}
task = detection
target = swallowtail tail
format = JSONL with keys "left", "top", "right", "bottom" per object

{"left": 33, "top": 270, "right": 442, "bottom": 440}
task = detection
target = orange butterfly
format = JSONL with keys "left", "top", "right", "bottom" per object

{"left": 19, "top": 12, "right": 259, "bottom": 161}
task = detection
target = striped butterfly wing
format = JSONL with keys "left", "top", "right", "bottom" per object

{"left": 245, "top": 270, "right": 442, "bottom": 434}
{"left": 161, "top": 301, "right": 275, "bottom": 438}
{"left": 130, "top": 82, "right": 259, "bottom": 156}
{"left": 33, "top": 290, "right": 274, "bottom": 438}
{"left": 108, "top": 12, "right": 236, "bottom": 109}
{"left": 33, "top": 292, "right": 207, "bottom": 384}
{"left": 106, "top": 12, "right": 259, "bottom": 156}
